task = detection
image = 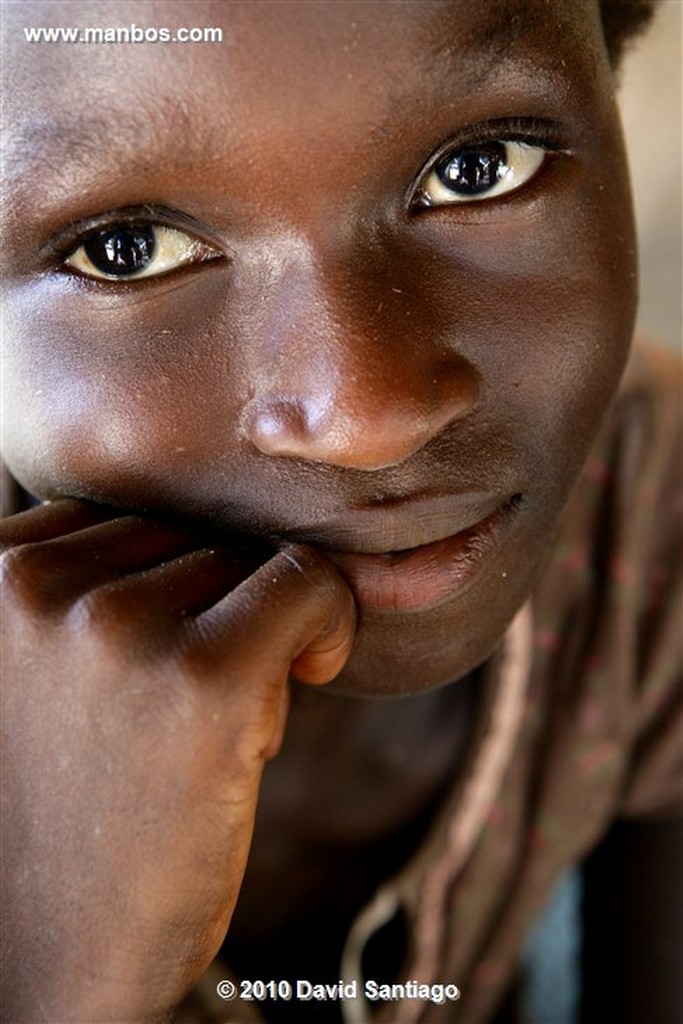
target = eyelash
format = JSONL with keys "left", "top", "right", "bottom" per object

{"left": 50, "top": 206, "right": 225, "bottom": 285}
{"left": 49, "top": 118, "right": 568, "bottom": 286}
{"left": 408, "top": 116, "right": 569, "bottom": 211}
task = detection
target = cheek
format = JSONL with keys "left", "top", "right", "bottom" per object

{"left": 1, "top": 276, "right": 241, "bottom": 504}
{"left": 402, "top": 142, "right": 637, "bottom": 486}
{"left": 3, "top": 119, "right": 636, "bottom": 522}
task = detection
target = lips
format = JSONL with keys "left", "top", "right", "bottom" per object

{"left": 280, "top": 493, "right": 520, "bottom": 613}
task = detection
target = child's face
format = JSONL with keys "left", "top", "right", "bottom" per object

{"left": 2, "top": 1, "right": 636, "bottom": 696}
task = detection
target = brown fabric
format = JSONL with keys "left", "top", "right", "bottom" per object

{"left": 3, "top": 343, "right": 681, "bottom": 1024}
{"left": 182, "top": 343, "right": 681, "bottom": 1023}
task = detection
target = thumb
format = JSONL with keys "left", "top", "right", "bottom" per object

{"left": 192, "top": 543, "right": 357, "bottom": 685}
{"left": 282, "top": 546, "right": 357, "bottom": 685}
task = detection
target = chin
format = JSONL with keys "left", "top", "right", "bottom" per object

{"left": 321, "top": 519, "right": 553, "bottom": 698}
{"left": 318, "top": 599, "right": 515, "bottom": 700}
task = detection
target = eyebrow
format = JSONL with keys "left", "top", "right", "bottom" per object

{"left": 3, "top": 0, "right": 582, "bottom": 191}
{"left": 3, "top": 99, "right": 204, "bottom": 180}
{"left": 475, "top": 0, "right": 576, "bottom": 46}
{"left": 420, "top": 0, "right": 581, "bottom": 88}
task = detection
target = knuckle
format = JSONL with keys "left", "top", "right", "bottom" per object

{"left": 276, "top": 543, "right": 341, "bottom": 602}
{"left": 68, "top": 588, "right": 115, "bottom": 635}
{"left": 67, "top": 585, "right": 126, "bottom": 638}
{"left": 279, "top": 542, "right": 330, "bottom": 578}
{"left": 0, "top": 543, "right": 56, "bottom": 608}
{"left": 67, "top": 584, "right": 172, "bottom": 661}
{"left": 277, "top": 545, "right": 352, "bottom": 635}
{"left": 171, "top": 630, "right": 223, "bottom": 681}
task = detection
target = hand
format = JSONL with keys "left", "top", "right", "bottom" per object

{"left": 0, "top": 500, "right": 355, "bottom": 1023}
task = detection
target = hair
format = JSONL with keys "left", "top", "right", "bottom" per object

{"left": 599, "top": 0, "right": 658, "bottom": 66}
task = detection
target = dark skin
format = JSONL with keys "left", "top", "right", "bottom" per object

{"left": 1, "top": 2, "right": 680, "bottom": 1022}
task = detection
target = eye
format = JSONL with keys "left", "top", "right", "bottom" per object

{"left": 412, "top": 139, "right": 548, "bottom": 208}
{"left": 64, "top": 222, "right": 221, "bottom": 281}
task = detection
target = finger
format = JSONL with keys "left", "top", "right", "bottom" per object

{"left": 1, "top": 515, "right": 229, "bottom": 615}
{"left": 0, "top": 498, "right": 115, "bottom": 548}
{"left": 262, "top": 680, "right": 291, "bottom": 762}
{"left": 190, "top": 544, "right": 357, "bottom": 685}
{"left": 77, "top": 543, "right": 356, "bottom": 685}
{"left": 72, "top": 544, "right": 273, "bottom": 635}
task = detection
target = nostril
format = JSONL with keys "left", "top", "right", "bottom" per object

{"left": 239, "top": 357, "right": 480, "bottom": 469}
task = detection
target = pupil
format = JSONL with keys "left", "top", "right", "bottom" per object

{"left": 436, "top": 142, "right": 508, "bottom": 195}
{"left": 84, "top": 225, "right": 156, "bottom": 276}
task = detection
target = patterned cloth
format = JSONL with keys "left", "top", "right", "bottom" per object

{"left": 180, "top": 343, "right": 682, "bottom": 1023}
{"left": 3, "top": 343, "right": 681, "bottom": 1023}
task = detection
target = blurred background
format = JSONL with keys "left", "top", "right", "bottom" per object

{"left": 618, "top": 0, "right": 681, "bottom": 351}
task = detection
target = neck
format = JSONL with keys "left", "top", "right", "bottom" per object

{"left": 225, "top": 672, "right": 481, "bottom": 952}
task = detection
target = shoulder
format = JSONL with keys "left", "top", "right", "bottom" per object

{"left": 614, "top": 339, "right": 681, "bottom": 465}
{"left": 564, "top": 337, "right": 680, "bottom": 590}
{"left": 531, "top": 340, "right": 682, "bottom": 822}
{"left": 614, "top": 344, "right": 682, "bottom": 821}
{"left": 608, "top": 340, "right": 681, "bottom": 579}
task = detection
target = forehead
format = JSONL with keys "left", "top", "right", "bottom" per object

{"left": 5, "top": 0, "right": 602, "bottom": 124}
{"left": 2, "top": 0, "right": 605, "bottom": 229}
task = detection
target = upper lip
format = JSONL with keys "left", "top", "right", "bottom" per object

{"left": 273, "top": 491, "right": 517, "bottom": 555}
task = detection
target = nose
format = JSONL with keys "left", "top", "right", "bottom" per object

{"left": 240, "top": 253, "right": 479, "bottom": 471}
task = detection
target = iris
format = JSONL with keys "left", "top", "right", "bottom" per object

{"left": 436, "top": 143, "right": 508, "bottom": 195}
{"left": 83, "top": 225, "right": 156, "bottom": 277}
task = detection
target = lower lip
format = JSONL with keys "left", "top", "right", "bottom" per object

{"left": 325, "top": 499, "right": 517, "bottom": 613}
